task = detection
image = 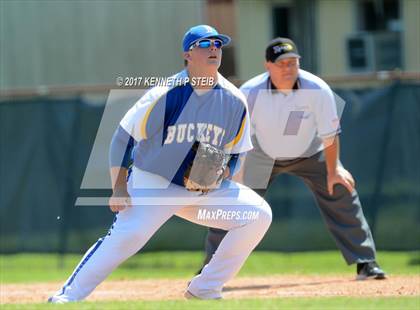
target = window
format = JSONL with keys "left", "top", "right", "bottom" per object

{"left": 272, "top": 6, "right": 291, "bottom": 38}
{"left": 348, "top": 0, "right": 402, "bottom": 72}
{"left": 357, "top": 0, "right": 401, "bottom": 32}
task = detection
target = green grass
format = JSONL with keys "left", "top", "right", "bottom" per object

{"left": 1, "top": 297, "right": 419, "bottom": 309}
{"left": 1, "top": 251, "right": 419, "bottom": 284}
{"left": 1, "top": 251, "right": 419, "bottom": 309}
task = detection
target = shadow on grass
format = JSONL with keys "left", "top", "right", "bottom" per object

{"left": 407, "top": 257, "right": 420, "bottom": 266}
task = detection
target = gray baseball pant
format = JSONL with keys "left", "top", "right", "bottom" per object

{"left": 204, "top": 142, "right": 377, "bottom": 266}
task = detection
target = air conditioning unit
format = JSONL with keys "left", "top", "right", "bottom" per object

{"left": 346, "top": 32, "right": 402, "bottom": 72}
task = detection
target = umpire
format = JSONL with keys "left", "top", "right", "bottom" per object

{"left": 201, "top": 37, "right": 386, "bottom": 280}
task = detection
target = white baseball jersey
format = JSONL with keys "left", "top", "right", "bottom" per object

{"left": 240, "top": 69, "right": 341, "bottom": 159}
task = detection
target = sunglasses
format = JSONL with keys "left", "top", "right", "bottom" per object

{"left": 189, "top": 39, "right": 223, "bottom": 50}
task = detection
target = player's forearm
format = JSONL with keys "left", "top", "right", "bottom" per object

{"left": 109, "top": 126, "right": 134, "bottom": 193}
{"left": 110, "top": 167, "right": 128, "bottom": 193}
{"left": 323, "top": 135, "right": 340, "bottom": 176}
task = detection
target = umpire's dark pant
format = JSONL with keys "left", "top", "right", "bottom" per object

{"left": 204, "top": 141, "right": 377, "bottom": 266}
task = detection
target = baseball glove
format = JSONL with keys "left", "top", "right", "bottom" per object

{"left": 184, "top": 141, "right": 230, "bottom": 194}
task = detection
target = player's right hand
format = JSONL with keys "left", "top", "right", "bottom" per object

{"left": 109, "top": 188, "right": 131, "bottom": 212}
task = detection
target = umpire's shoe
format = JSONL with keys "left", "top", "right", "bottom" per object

{"left": 356, "top": 261, "right": 386, "bottom": 280}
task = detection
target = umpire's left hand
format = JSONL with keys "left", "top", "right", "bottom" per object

{"left": 327, "top": 166, "right": 355, "bottom": 195}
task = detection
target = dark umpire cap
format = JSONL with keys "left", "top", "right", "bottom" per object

{"left": 265, "top": 37, "right": 301, "bottom": 62}
{"left": 183, "top": 25, "right": 231, "bottom": 52}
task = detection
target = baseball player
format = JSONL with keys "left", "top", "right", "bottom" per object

{"left": 200, "top": 38, "right": 386, "bottom": 280}
{"left": 48, "top": 25, "right": 272, "bottom": 303}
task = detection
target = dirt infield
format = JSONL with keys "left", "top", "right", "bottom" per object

{"left": 1, "top": 275, "right": 419, "bottom": 304}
